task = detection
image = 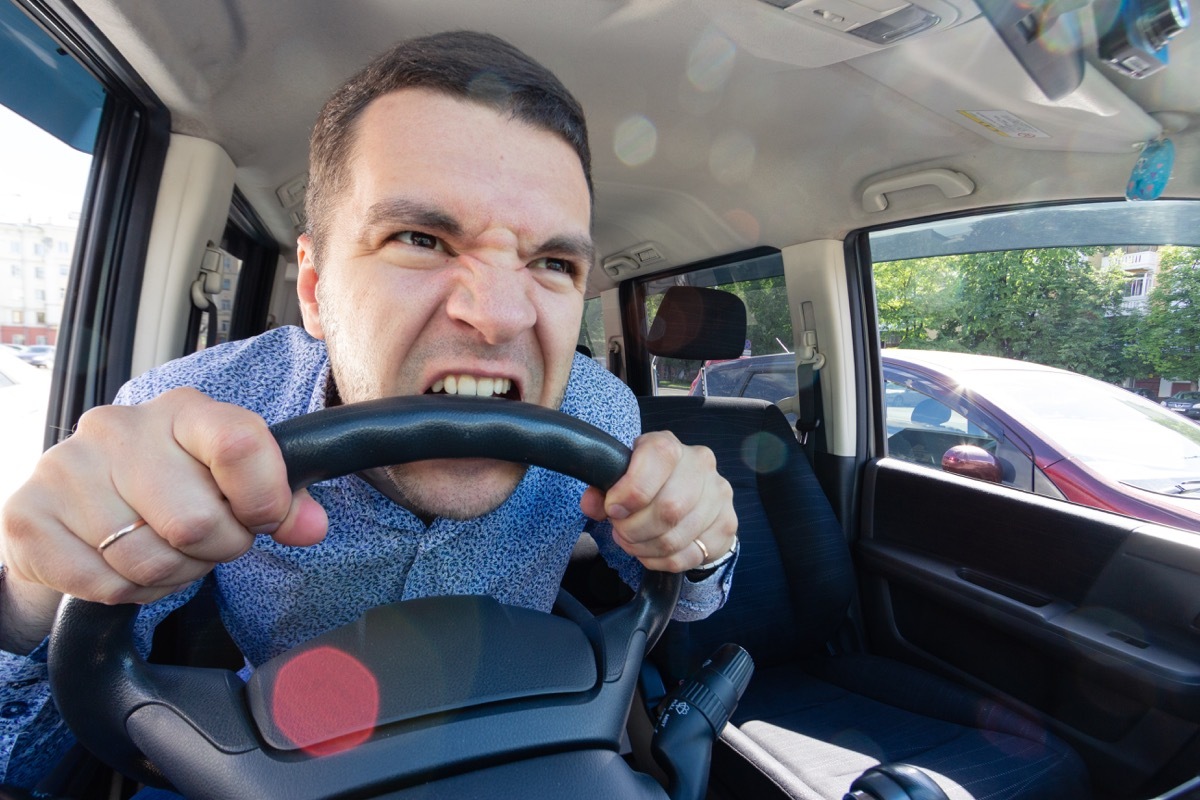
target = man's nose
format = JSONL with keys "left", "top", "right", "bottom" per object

{"left": 445, "top": 258, "right": 538, "bottom": 344}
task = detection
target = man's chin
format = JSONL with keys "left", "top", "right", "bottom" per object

{"left": 385, "top": 459, "right": 527, "bottom": 520}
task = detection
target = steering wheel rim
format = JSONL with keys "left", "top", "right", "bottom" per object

{"left": 49, "top": 396, "right": 681, "bottom": 799}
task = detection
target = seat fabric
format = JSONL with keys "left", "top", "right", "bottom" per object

{"left": 637, "top": 395, "right": 1089, "bottom": 800}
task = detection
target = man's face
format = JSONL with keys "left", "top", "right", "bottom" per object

{"left": 296, "top": 88, "right": 593, "bottom": 520}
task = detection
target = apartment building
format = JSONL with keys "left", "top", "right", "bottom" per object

{"left": 0, "top": 216, "right": 77, "bottom": 347}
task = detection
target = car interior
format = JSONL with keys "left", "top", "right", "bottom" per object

{"left": 2, "top": 0, "right": 1200, "bottom": 798}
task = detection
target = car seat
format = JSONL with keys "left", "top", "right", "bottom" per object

{"left": 636, "top": 286, "right": 1089, "bottom": 800}
{"left": 910, "top": 398, "right": 952, "bottom": 426}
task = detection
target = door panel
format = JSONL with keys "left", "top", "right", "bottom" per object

{"left": 859, "top": 458, "right": 1200, "bottom": 797}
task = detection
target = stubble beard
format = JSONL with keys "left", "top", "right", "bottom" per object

{"left": 318, "top": 287, "right": 569, "bottom": 522}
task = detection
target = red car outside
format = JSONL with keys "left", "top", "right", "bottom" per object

{"left": 686, "top": 349, "right": 1200, "bottom": 533}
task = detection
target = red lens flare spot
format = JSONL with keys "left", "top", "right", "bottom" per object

{"left": 270, "top": 646, "right": 381, "bottom": 757}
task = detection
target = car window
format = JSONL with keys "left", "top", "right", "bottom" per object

{"left": 881, "top": 365, "right": 1049, "bottom": 494}
{"left": 743, "top": 371, "right": 794, "bottom": 404}
{"left": 868, "top": 201, "right": 1200, "bottom": 525}
{"left": 578, "top": 296, "right": 606, "bottom": 364}
{"left": 642, "top": 252, "right": 793, "bottom": 401}
{"left": 0, "top": 10, "right": 102, "bottom": 505}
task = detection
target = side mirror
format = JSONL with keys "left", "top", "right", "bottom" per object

{"left": 941, "top": 445, "right": 1002, "bottom": 483}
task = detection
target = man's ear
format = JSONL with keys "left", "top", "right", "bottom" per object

{"left": 296, "top": 234, "right": 325, "bottom": 340}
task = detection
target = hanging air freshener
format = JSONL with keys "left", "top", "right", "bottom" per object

{"left": 1126, "top": 137, "right": 1175, "bottom": 200}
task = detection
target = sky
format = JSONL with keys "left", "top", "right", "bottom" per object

{"left": 0, "top": 104, "right": 93, "bottom": 225}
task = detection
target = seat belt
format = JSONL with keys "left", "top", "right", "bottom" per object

{"left": 794, "top": 301, "right": 825, "bottom": 457}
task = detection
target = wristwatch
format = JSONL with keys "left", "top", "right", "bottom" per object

{"left": 685, "top": 537, "right": 738, "bottom": 582}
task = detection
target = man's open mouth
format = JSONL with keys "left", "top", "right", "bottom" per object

{"left": 426, "top": 374, "right": 522, "bottom": 401}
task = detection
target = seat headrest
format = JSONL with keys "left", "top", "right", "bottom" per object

{"left": 646, "top": 286, "right": 747, "bottom": 360}
{"left": 910, "top": 398, "right": 951, "bottom": 426}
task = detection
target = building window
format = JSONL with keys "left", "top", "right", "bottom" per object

{"left": 1124, "top": 275, "right": 1148, "bottom": 297}
{"left": 34, "top": 289, "right": 45, "bottom": 301}
{"left": 33, "top": 244, "right": 43, "bottom": 256}
{"left": 9, "top": 264, "right": 19, "bottom": 277}
{"left": 35, "top": 267, "right": 44, "bottom": 279}
{"left": 12, "top": 335, "right": 24, "bottom": 345}
{"left": 35, "top": 311, "right": 46, "bottom": 324}
{"left": 35, "top": 335, "right": 46, "bottom": 345}
{"left": 8, "top": 241, "right": 19, "bottom": 254}
{"left": 12, "top": 310, "right": 22, "bottom": 324}
{"left": 57, "top": 240, "right": 68, "bottom": 254}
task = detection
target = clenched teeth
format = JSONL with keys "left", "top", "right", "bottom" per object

{"left": 430, "top": 375, "right": 514, "bottom": 398}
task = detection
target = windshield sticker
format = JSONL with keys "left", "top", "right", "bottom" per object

{"left": 958, "top": 110, "right": 1050, "bottom": 139}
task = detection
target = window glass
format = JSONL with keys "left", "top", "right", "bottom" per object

{"left": 869, "top": 202, "right": 1200, "bottom": 526}
{"left": 578, "top": 296, "right": 606, "bottom": 364}
{"left": 642, "top": 252, "right": 794, "bottom": 402}
{"left": 0, "top": 20, "right": 101, "bottom": 505}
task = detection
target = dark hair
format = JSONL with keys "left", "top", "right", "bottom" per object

{"left": 306, "top": 31, "right": 592, "bottom": 256}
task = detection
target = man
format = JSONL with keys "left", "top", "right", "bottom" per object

{"left": 0, "top": 31, "right": 737, "bottom": 787}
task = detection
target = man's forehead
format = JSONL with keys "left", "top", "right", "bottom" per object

{"left": 342, "top": 89, "right": 593, "bottom": 234}
{"left": 354, "top": 88, "right": 588, "bottom": 179}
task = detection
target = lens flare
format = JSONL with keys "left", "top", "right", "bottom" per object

{"left": 742, "top": 431, "right": 787, "bottom": 473}
{"left": 270, "top": 645, "right": 381, "bottom": 756}
{"left": 688, "top": 28, "right": 736, "bottom": 92}
{"left": 615, "top": 114, "right": 658, "bottom": 167}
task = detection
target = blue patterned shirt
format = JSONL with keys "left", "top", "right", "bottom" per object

{"left": 0, "top": 326, "right": 734, "bottom": 787}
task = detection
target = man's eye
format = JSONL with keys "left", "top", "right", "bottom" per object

{"left": 530, "top": 257, "right": 575, "bottom": 275}
{"left": 395, "top": 231, "right": 446, "bottom": 251}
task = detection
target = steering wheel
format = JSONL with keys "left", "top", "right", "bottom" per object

{"left": 48, "top": 396, "right": 681, "bottom": 799}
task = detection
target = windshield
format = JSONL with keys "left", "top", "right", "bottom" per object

{"left": 961, "top": 368, "right": 1200, "bottom": 490}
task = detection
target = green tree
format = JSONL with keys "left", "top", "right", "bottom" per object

{"left": 877, "top": 247, "right": 1136, "bottom": 381}
{"left": 728, "top": 275, "right": 792, "bottom": 356}
{"left": 874, "top": 256, "right": 961, "bottom": 348}
{"left": 1135, "top": 246, "right": 1200, "bottom": 381}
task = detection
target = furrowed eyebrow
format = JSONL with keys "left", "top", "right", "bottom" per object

{"left": 359, "top": 197, "right": 594, "bottom": 267}
{"left": 360, "top": 198, "right": 463, "bottom": 241}
{"left": 537, "top": 234, "right": 596, "bottom": 268}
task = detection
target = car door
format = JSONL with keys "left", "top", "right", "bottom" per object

{"left": 853, "top": 205, "right": 1200, "bottom": 798}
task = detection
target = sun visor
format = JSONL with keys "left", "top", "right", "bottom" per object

{"left": 850, "top": 16, "right": 1161, "bottom": 154}
{"left": 696, "top": 0, "right": 978, "bottom": 68}
{"left": 0, "top": 2, "right": 105, "bottom": 153}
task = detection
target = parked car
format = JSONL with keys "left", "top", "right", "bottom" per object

{"left": 690, "top": 350, "right": 1200, "bottom": 531}
{"left": 15, "top": 344, "right": 55, "bottom": 369}
{"left": 0, "top": 349, "right": 52, "bottom": 505}
{"left": 1163, "top": 390, "right": 1200, "bottom": 419}
{"left": 4, "top": 0, "right": 1200, "bottom": 797}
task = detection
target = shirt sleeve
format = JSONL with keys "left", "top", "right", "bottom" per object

{"left": 0, "top": 572, "right": 203, "bottom": 788}
{"left": 0, "top": 638, "right": 74, "bottom": 788}
{"left": 589, "top": 519, "right": 738, "bottom": 622}
{"left": 563, "top": 356, "right": 737, "bottom": 623}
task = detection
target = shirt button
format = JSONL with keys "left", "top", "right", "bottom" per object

{"left": 0, "top": 701, "right": 29, "bottom": 718}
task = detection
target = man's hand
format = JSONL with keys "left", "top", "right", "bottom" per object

{"left": 580, "top": 431, "right": 736, "bottom": 574}
{"left": 0, "top": 388, "right": 328, "bottom": 654}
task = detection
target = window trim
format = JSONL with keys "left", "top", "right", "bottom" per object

{"left": 14, "top": 0, "right": 171, "bottom": 448}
